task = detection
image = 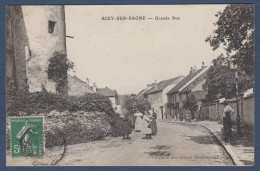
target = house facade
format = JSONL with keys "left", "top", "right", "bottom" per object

{"left": 167, "top": 65, "right": 209, "bottom": 120}
{"left": 144, "top": 76, "right": 184, "bottom": 120}
{"left": 6, "top": 5, "right": 67, "bottom": 93}
{"left": 96, "top": 87, "right": 121, "bottom": 113}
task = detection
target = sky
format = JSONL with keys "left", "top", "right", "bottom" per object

{"left": 65, "top": 5, "right": 226, "bottom": 95}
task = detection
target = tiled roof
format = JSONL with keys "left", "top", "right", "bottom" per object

{"left": 136, "top": 84, "right": 157, "bottom": 99}
{"left": 97, "top": 87, "right": 116, "bottom": 97}
{"left": 167, "top": 69, "right": 204, "bottom": 95}
{"left": 69, "top": 75, "right": 93, "bottom": 89}
{"left": 146, "top": 76, "right": 182, "bottom": 94}
{"left": 136, "top": 89, "right": 146, "bottom": 98}
{"left": 180, "top": 69, "right": 208, "bottom": 93}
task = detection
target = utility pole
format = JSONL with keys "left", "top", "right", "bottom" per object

{"left": 133, "top": 101, "right": 137, "bottom": 113}
{"left": 234, "top": 64, "right": 241, "bottom": 135}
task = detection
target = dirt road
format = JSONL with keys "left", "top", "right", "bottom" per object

{"left": 7, "top": 121, "right": 234, "bottom": 166}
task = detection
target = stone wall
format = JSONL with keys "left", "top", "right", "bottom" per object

{"left": 6, "top": 110, "right": 112, "bottom": 150}
{"left": 242, "top": 96, "right": 255, "bottom": 128}
{"left": 208, "top": 103, "right": 218, "bottom": 121}
{"left": 200, "top": 95, "right": 254, "bottom": 129}
{"left": 44, "top": 110, "right": 111, "bottom": 134}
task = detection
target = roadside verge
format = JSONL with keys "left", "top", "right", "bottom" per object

{"left": 168, "top": 120, "right": 245, "bottom": 166}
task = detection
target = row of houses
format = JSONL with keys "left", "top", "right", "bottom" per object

{"left": 136, "top": 62, "right": 255, "bottom": 129}
{"left": 6, "top": 5, "right": 121, "bottom": 113}
{"left": 136, "top": 63, "right": 208, "bottom": 120}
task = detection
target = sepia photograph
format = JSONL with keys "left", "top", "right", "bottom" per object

{"left": 5, "top": 4, "right": 255, "bottom": 166}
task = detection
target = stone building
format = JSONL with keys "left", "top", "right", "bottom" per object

{"left": 67, "top": 75, "right": 94, "bottom": 96}
{"left": 96, "top": 87, "right": 121, "bottom": 113}
{"left": 167, "top": 64, "right": 209, "bottom": 120}
{"left": 6, "top": 5, "right": 67, "bottom": 93}
{"left": 144, "top": 76, "right": 184, "bottom": 120}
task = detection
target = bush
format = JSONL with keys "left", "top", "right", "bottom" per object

{"left": 122, "top": 95, "right": 150, "bottom": 114}
{"left": 183, "top": 94, "right": 198, "bottom": 120}
{"left": 6, "top": 86, "right": 123, "bottom": 148}
{"left": 45, "top": 123, "right": 106, "bottom": 148}
{"left": 47, "top": 52, "right": 74, "bottom": 94}
{"left": 108, "top": 114, "right": 124, "bottom": 137}
{"left": 6, "top": 86, "right": 114, "bottom": 116}
{"left": 67, "top": 94, "right": 114, "bottom": 115}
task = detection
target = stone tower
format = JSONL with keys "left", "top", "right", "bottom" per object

{"left": 6, "top": 5, "right": 67, "bottom": 94}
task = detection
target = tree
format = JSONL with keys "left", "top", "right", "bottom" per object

{"left": 206, "top": 4, "right": 255, "bottom": 79}
{"left": 203, "top": 55, "right": 254, "bottom": 101}
{"left": 122, "top": 95, "right": 150, "bottom": 115}
{"left": 182, "top": 94, "right": 198, "bottom": 120}
{"left": 203, "top": 57, "right": 236, "bottom": 101}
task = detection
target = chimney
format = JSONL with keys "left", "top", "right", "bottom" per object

{"left": 155, "top": 80, "right": 158, "bottom": 89}
{"left": 86, "top": 78, "right": 89, "bottom": 85}
{"left": 93, "top": 83, "right": 97, "bottom": 93}
{"left": 201, "top": 62, "right": 205, "bottom": 68}
{"left": 190, "top": 67, "right": 193, "bottom": 74}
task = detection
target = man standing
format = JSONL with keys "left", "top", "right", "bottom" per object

{"left": 223, "top": 101, "right": 234, "bottom": 142}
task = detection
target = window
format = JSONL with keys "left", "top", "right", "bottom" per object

{"left": 48, "top": 20, "right": 56, "bottom": 33}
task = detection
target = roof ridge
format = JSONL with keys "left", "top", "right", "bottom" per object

{"left": 179, "top": 67, "right": 209, "bottom": 92}
{"left": 167, "top": 68, "right": 207, "bottom": 95}
{"left": 145, "top": 76, "right": 182, "bottom": 94}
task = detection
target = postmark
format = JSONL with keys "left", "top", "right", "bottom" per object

{"left": 10, "top": 117, "right": 44, "bottom": 158}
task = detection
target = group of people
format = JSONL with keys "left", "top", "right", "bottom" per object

{"left": 121, "top": 101, "right": 234, "bottom": 142}
{"left": 121, "top": 108, "right": 158, "bottom": 140}
{"left": 134, "top": 109, "right": 157, "bottom": 139}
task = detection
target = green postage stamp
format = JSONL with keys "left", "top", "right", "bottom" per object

{"left": 10, "top": 117, "right": 44, "bottom": 158}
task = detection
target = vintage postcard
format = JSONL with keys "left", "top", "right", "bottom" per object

{"left": 6, "top": 5, "right": 255, "bottom": 166}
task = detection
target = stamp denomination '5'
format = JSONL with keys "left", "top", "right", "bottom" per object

{"left": 11, "top": 117, "right": 44, "bottom": 158}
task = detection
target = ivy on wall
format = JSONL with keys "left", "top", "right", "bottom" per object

{"left": 47, "top": 52, "right": 74, "bottom": 94}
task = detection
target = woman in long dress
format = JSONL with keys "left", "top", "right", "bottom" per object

{"left": 121, "top": 113, "right": 132, "bottom": 140}
{"left": 150, "top": 108, "right": 158, "bottom": 135}
{"left": 134, "top": 110, "right": 143, "bottom": 132}
{"left": 142, "top": 111, "right": 152, "bottom": 139}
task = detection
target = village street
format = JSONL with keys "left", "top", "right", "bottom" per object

{"left": 4, "top": 4, "right": 255, "bottom": 169}
{"left": 7, "top": 121, "right": 234, "bottom": 166}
